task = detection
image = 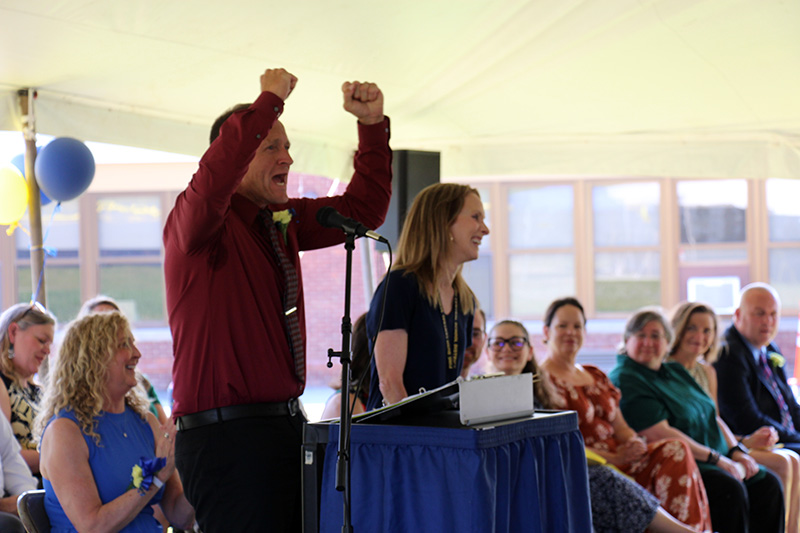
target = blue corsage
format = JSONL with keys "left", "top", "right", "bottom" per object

{"left": 128, "top": 457, "right": 166, "bottom": 495}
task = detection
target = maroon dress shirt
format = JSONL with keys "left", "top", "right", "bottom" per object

{"left": 164, "top": 91, "right": 392, "bottom": 417}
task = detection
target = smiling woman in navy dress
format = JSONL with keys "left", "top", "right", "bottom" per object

{"left": 366, "top": 183, "right": 489, "bottom": 410}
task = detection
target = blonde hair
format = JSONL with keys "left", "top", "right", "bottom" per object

{"left": 394, "top": 183, "right": 479, "bottom": 314}
{"left": 669, "top": 302, "right": 720, "bottom": 362}
{"left": 0, "top": 302, "right": 56, "bottom": 386}
{"left": 35, "top": 312, "right": 149, "bottom": 445}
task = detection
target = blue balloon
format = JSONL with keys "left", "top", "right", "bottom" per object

{"left": 34, "top": 138, "right": 95, "bottom": 202}
{"left": 10, "top": 153, "right": 25, "bottom": 174}
{"left": 11, "top": 152, "right": 51, "bottom": 206}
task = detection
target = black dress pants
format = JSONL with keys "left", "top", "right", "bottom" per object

{"left": 700, "top": 466, "right": 784, "bottom": 533}
{"left": 175, "top": 412, "right": 306, "bottom": 532}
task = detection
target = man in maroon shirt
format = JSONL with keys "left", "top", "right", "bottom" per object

{"left": 163, "top": 68, "right": 392, "bottom": 531}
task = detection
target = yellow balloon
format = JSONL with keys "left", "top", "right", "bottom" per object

{"left": 0, "top": 165, "right": 29, "bottom": 225}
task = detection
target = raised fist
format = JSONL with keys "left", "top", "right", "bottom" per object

{"left": 261, "top": 69, "right": 298, "bottom": 101}
{"left": 342, "top": 81, "right": 384, "bottom": 125}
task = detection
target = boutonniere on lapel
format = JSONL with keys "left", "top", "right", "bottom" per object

{"left": 768, "top": 351, "right": 786, "bottom": 369}
{"left": 272, "top": 208, "right": 296, "bottom": 244}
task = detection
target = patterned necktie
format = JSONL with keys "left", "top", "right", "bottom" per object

{"left": 261, "top": 211, "right": 305, "bottom": 383}
{"left": 759, "top": 350, "right": 793, "bottom": 430}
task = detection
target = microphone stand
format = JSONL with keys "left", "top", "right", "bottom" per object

{"left": 325, "top": 232, "right": 356, "bottom": 533}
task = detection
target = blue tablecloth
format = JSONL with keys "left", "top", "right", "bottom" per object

{"left": 318, "top": 411, "right": 591, "bottom": 533}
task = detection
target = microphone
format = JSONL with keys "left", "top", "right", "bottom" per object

{"left": 316, "top": 206, "right": 388, "bottom": 243}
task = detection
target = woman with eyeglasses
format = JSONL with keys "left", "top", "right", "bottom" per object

{"left": 487, "top": 319, "right": 702, "bottom": 533}
{"left": 668, "top": 301, "right": 800, "bottom": 532}
{"left": 365, "top": 183, "right": 489, "bottom": 410}
{"left": 0, "top": 302, "right": 56, "bottom": 478}
{"left": 610, "top": 307, "right": 784, "bottom": 533}
{"left": 539, "top": 297, "right": 711, "bottom": 532}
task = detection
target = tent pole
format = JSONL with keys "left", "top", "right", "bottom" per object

{"left": 18, "top": 89, "right": 47, "bottom": 308}
{"left": 18, "top": 89, "right": 49, "bottom": 378}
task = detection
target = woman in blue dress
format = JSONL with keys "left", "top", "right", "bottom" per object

{"left": 36, "top": 312, "right": 194, "bottom": 532}
{"left": 366, "top": 183, "right": 489, "bottom": 409}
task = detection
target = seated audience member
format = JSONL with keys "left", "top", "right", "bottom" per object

{"left": 669, "top": 301, "right": 800, "bottom": 531}
{"left": 0, "top": 302, "right": 55, "bottom": 478}
{"left": 537, "top": 298, "right": 711, "bottom": 531}
{"left": 0, "top": 413, "right": 37, "bottom": 532}
{"left": 610, "top": 307, "right": 784, "bottom": 533}
{"left": 36, "top": 312, "right": 194, "bottom": 532}
{"left": 366, "top": 183, "right": 488, "bottom": 409}
{"left": 78, "top": 295, "right": 168, "bottom": 424}
{"left": 460, "top": 306, "right": 486, "bottom": 378}
{"left": 79, "top": 295, "right": 176, "bottom": 532}
{"left": 77, "top": 294, "right": 120, "bottom": 318}
{"left": 487, "top": 319, "right": 702, "bottom": 533}
{"left": 714, "top": 283, "right": 800, "bottom": 454}
{"left": 321, "top": 313, "right": 371, "bottom": 419}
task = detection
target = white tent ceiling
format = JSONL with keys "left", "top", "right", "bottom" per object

{"left": 2, "top": 0, "right": 799, "bottom": 182}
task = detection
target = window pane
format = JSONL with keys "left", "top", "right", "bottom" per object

{"left": 99, "top": 264, "right": 165, "bottom": 322}
{"left": 678, "top": 180, "right": 746, "bottom": 244}
{"left": 461, "top": 254, "right": 493, "bottom": 317}
{"left": 767, "top": 179, "right": 800, "bottom": 242}
{"left": 770, "top": 248, "right": 800, "bottom": 308}
{"left": 508, "top": 185, "right": 573, "bottom": 249}
{"left": 509, "top": 253, "right": 574, "bottom": 316}
{"left": 98, "top": 196, "right": 162, "bottom": 257}
{"left": 17, "top": 265, "right": 81, "bottom": 322}
{"left": 680, "top": 248, "right": 748, "bottom": 263}
{"left": 16, "top": 200, "right": 80, "bottom": 259}
{"left": 595, "top": 252, "right": 660, "bottom": 312}
{"left": 593, "top": 183, "right": 659, "bottom": 246}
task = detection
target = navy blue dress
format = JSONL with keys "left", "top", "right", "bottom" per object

{"left": 365, "top": 269, "right": 473, "bottom": 410}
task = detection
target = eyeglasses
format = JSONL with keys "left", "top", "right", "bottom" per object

{"left": 19, "top": 301, "right": 47, "bottom": 321}
{"left": 487, "top": 336, "right": 527, "bottom": 351}
{"left": 633, "top": 332, "right": 666, "bottom": 342}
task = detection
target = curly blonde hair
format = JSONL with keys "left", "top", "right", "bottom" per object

{"left": 35, "top": 312, "right": 149, "bottom": 445}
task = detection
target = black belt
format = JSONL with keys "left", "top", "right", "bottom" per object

{"left": 176, "top": 399, "right": 300, "bottom": 431}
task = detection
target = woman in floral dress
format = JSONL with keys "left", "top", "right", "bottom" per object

{"left": 487, "top": 318, "right": 704, "bottom": 533}
{"left": 539, "top": 297, "right": 711, "bottom": 532}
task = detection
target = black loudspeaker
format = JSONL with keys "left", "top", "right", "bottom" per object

{"left": 377, "top": 150, "right": 440, "bottom": 250}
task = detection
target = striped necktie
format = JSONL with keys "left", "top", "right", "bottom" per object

{"left": 261, "top": 210, "right": 305, "bottom": 383}
{"left": 759, "top": 350, "right": 793, "bottom": 430}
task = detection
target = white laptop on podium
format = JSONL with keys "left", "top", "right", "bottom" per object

{"left": 458, "top": 372, "right": 535, "bottom": 426}
{"left": 351, "top": 373, "right": 535, "bottom": 427}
